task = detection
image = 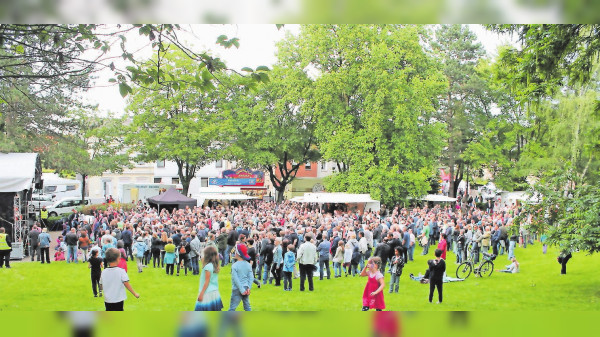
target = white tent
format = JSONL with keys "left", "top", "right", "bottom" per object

{"left": 192, "top": 193, "right": 256, "bottom": 207}
{"left": 421, "top": 194, "right": 457, "bottom": 202}
{"left": 0, "top": 153, "right": 40, "bottom": 192}
{"left": 290, "top": 192, "right": 381, "bottom": 212}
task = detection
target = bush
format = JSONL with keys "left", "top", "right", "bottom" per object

{"left": 79, "top": 203, "right": 137, "bottom": 215}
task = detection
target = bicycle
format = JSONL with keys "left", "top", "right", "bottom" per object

{"left": 456, "top": 251, "right": 496, "bottom": 279}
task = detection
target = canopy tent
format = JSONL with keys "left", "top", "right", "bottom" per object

{"left": 500, "top": 191, "right": 539, "bottom": 205}
{"left": 147, "top": 187, "right": 197, "bottom": 211}
{"left": 290, "top": 192, "right": 381, "bottom": 212}
{"left": 421, "top": 194, "right": 457, "bottom": 202}
{"left": 0, "top": 153, "right": 41, "bottom": 192}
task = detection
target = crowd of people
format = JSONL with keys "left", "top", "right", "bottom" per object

{"left": 17, "top": 196, "right": 556, "bottom": 311}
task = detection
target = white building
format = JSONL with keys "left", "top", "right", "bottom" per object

{"left": 153, "top": 159, "right": 235, "bottom": 197}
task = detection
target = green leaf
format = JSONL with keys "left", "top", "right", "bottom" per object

{"left": 108, "top": 78, "right": 117, "bottom": 83}
{"left": 256, "top": 65, "right": 270, "bottom": 72}
{"left": 241, "top": 67, "right": 254, "bottom": 73}
{"left": 119, "top": 82, "right": 131, "bottom": 97}
{"left": 14, "top": 45, "right": 24, "bottom": 54}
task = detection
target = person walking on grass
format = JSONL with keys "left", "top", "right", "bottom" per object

{"left": 133, "top": 236, "right": 147, "bottom": 273}
{"left": 229, "top": 244, "right": 254, "bottom": 311}
{"left": 100, "top": 248, "right": 140, "bottom": 311}
{"left": 164, "top": 238, "right": 177, "bottom": 275}
{"left": 283, "top": 244, "right": 296, "bottom": 291}
{"left": 0, "top": 227, "right": 12, "bottom": 268}
{"left": 428, "top": 249, "right": 446, "bottom": 304}
{"left": 88, "top": 249, "right": 103, "bottom": 297}
{"left": 195, "top": 246, "right": 224, "bottom": 311}
{"left": 360, "top": 256, "right": 385, "bottom": 311}
{"left": 332, "top": 240, "right": 344, "bottom": 278}
{"left": 39, "top": 228, "right": 52, "bottom": 264}
{"left": 297, "top": 233, "right": 318, "bottom": 291}
{"left": 389, "top": 247, "right": 404, "bottom": 294}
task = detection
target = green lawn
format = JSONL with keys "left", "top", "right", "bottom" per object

{"left": 1, "top": 243, "right": 599, "bottom": 311}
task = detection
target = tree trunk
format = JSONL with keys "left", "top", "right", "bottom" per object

{"left": 81, "top": 174, "right": 87, "bottom": 203}
{"left": 275, "top": 186, "right": 286, "bottom": 203}
{"left": 176, "top": 160, "right": 196, "bottom": 197}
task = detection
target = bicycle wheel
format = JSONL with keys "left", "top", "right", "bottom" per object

{"left": 480, "top": 260, "right": 494, "bottom": 277}
{"left": 456, "top": 262, "right": 472, "bottom": 279}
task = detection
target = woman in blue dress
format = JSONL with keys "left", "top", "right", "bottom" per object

{"left": 194, "top": 246, "right": 224, "bottom": 311}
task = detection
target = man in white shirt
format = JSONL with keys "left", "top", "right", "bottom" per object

{"left": 297, "top": 233, "right": 317, "bottom": 291}
{"left": 358, "top": 231, "right": 369, "bottom": 270}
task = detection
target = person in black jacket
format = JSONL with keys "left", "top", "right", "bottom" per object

{"left": 150, "top": 233, "right": 161, "bottom": 268}
{"left": 262, "top": 238, "right": 275, "bottom": 285}
{"left": 225, "top": 229, "right": 239, "bottom": 266}
{"left": 428, "top": 249, "right": 446, "bottom": 304}
{"left": 373, "top": 239, "right": 391, "bottom": 273}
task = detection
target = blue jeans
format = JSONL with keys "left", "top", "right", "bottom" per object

{"left": 257, "top": 256, "right": 265, "bottom": 279}
{"left": 191, "top": 256, "right": 199, "bottom": 274}
{"left": 319, "top": 258, "right": 330, "bottom": 279}
{"left": 333, "top": 262, "right": 342, "bottom": 277}
{"left": 67, "top": 245, "right": 77, "bottom": 263}
{"left": 225, "top": 245, "right": 234, "bottom": 265}
{"left": 359, "top": 254, "right": 366, "bottom": 270}
{"left": 508, "top": 241, "right": 516, "bottom": 260}
{"left": 408, "top": 245, "right": 415, "bottom": 261}
{"left": 422, "top": 242, "right": 429, "bottom": 255}
{"left": 262, "top": 263, "right": 272, "bottom": 284}
{"left": 228, "top": 289, "right": 251, "bottom": 311}
{"left": 389, "top": 273, "right": 400, "bottom": 292}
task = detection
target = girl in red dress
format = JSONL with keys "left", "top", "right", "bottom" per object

{"left": 361, "top": 256, "right": 385, "bottom": 311}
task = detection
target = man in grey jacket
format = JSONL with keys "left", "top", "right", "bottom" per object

{"left": 189, "top": 232, "right": 201, "bottom": 275}
{"left": 28, "top": 225, "right": 41, "bottom": 261}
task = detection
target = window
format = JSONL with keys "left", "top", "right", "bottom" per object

{"left": 154, "top": 178, "right": 162, "bottom": 183}
{"left": 156, "top": 160, "right": 165, "bottom": 168}
{"left": 215, "top": 160, "right": 223, "bottom": 168}
{"left": 201, "top": 177, "right": 209, "bottom": 187}
{"left": 321, "top": 162, "right": 327, "bottom": 170}
{"left": 45, "top": 186, "right": 57, "bottom": 193}
{"left": 66, "top": 185, "right": 77, "bottom": 191}
{"left": 305, "top": 162, "right": 312, "bottom": 170}
{"left": 172, "top": 178, "right": 180, "bottom": 184}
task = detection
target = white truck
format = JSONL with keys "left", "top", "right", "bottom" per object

{"left": 118, "top": 183, "right": 176, "bottom": 204}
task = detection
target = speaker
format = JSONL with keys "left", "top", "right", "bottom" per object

{"left": 35, "top": 180, "right": 43, "bottom": 190}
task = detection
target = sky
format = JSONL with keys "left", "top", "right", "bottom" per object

{"left": 84, "top": 24, "right": 515, "bottom": 115}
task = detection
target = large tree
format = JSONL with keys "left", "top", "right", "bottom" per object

{"left": 47, "top": 112, "right": 131, "bottom": 202}
{"left": 126, "top": 48, "right": 230, "bottom": 196}
{"left": 432, "top": 24, "right": 492, "bottom": 198}
{"left": 279, "top": 25, "right": 447, "bottom": 205}
{"left": 227, "top": 65, "right": 319, "bottom": 203}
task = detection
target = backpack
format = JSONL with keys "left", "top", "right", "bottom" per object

{"left": 351, "top": 244, "right": 361, "bottom": 264}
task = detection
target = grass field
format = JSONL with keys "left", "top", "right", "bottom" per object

{"left": 1, "top": 243, "right": 599, "bottom": 311}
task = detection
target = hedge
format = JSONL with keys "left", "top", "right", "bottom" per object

{"left": 79, "top": 203, "right": 137, "bottom": 215}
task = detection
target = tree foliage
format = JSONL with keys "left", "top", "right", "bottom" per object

{"left": 432, "top": 24, "right": 492, "bottom": 198}
{"left": 126, "top": 49, "right": 230, "bottom": 196}
{"left": 276, "top": 25, "right": 447, "bottom": 205}
{"left": 227, "top": 65, "right": 319, "bottom": 203}
{"left": 516, "top": 165, "right": 600, "bottom": 255}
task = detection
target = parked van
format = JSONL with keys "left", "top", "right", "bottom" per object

{"left": 31, "top": 194, "right": 56, "bottom": 211}
{"left": 46, "top": 197, "right": 92, "bottom": 217}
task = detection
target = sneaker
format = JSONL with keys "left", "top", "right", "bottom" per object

{"left": 94, "top": 294, "right": 98, "bottom": 297}
{"left": 257, "top": 284, "right": 261, "bottom": 289}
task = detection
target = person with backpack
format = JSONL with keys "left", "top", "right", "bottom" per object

{"left": 389, "top": 247, "right": 404, "bottom": 293}
{"left": 177, "top": 235, "right": 191, "bottom": 276}
{"left": 132, "top": 236, "right": 147, "bottom": 273}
